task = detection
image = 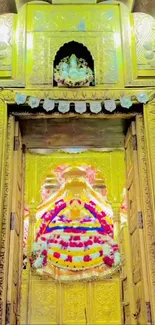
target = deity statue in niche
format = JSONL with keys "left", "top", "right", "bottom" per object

{"left": 30, "top": 166, "right": 120, "bottom": 281}
{"left": 54, "top": 54, "right": 94, "bottom": 87}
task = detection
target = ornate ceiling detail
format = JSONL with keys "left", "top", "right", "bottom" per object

{"left": 0, "top": 0, "right": 155, "bottom": 19}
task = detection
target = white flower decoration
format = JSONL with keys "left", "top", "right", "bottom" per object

{"left": 136, "top": 93, "right": 148, "bottom": 104}
{"left": 120, "top": 97, "right": 132, "bottom": 109}
{"left": 43, "top": 99, "right": 55, "bottom": 112}
{"left": 90, "top": 102, "right": 102, "bottom": 113}
{"left": 28, "top": 97, "right": 40, "bottom": 108}
{"left": 104, "top": 99, "right": 116, "bottom": 112}
{"left": 15, "top": 93, "right": 27, "bottom": 105}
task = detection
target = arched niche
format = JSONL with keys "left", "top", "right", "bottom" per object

{"left": 53, "top": 41, "right": 95, "bottom": 87}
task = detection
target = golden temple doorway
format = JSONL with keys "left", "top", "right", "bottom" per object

{"left": 2, "top": 112, "right": 153, "bottom": 325}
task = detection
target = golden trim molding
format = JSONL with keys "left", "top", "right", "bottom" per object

{"left": 136, "top": 115, "right": 155, "bottom": 324}
{"left": 0, "top": 88, "right": 155, "bottom": 103}
{"left": 0, "top": 99, "right": 7, "bottom": 248}
{"left": 0, "top": 115, "right": 14, "bottom": 325}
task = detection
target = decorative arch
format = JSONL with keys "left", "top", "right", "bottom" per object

{"left": 53, "top": 40, "right": 95, "bottom": 86}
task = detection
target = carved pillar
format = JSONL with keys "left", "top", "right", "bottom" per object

{"left": 0, "top": 98, "right": 7, "bottom": 247}
{"left": 0, "top": 115, "right": 14, "bottom": 325}
{"left": 144, "top": 102, "right": 155, "bottom": 221}
{"left": 143, "top": 104, "right": 155, "bottom": 323}
{"left": 0, "top": 101, "right": 7, "bottom": 323}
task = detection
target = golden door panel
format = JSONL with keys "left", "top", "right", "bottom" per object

{"left": 30, "top": 276, "right": 58, "bottom": 325}
{"left": 125, "top": 139, "right": 133, "bottom": 176}
{"left": 123, "top": 304, "right": 131, "bottom": 325}
{"left": 134, "top": 281, "right": 146, "bottom": 324}
{"left": 20, "top": 278, "right": 28, "bottom": 325}
{"left": 62, "top": 282, "right": 88, "bottom": 325}
{"left": 122, "top": 279, "right": 130, "bottom": 306}
{"left": 6, "top": 120, "right": 24, "bottom": 325}
{"left": 91, "top": 279, "right": 121, "bottom": 325}
{"left": 131, "top": 230, "right": 141, "bottom": 284}
{"left": 123, "top": 119, "right": 150, "bottom": 325}
{"left": 127, "top": 181, "right": 137, "bottom": 235}
{"left": 21, "top": 273, "right": 121, "bottom": 325}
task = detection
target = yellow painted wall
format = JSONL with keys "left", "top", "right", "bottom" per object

{"left": 25, "top": 150, "right": 125, "bottom": 207}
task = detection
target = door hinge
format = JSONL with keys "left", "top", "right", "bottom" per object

{"left": 10, "top": 212, "right": 15, "bottom": 230}
{"left": 6, "top": 302, "right": 11, "bottom": 324}
{"left": 14, "top": 136, "right": 19, "bottom": 151}
{"left": 146, "top": 302, "right": 152, "bottom": 323}
{"left": 132, "top": 134, "right": 137, "bottom": 150}
{"left": 138, "top": 211, "right": 143, "bottom": 229}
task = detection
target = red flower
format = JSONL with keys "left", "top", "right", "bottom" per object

{"left": 103, "top": 256, "right": 114, "bottom": 267}
{"left": 100, "top": 211, "right": 106, "bottom": 218}
{"left": 70, "top": 242, "right": 75, "bottom": 247}
{"left": 99, "top": 250, "right": 103, "bottom": 256}
{"left": 74, "top": 236, "right": 80, "bottom": 241}
{"left": 66, "top": 255, "right": 72, "bottom": 262}
{"left": 112, "top": 244, "right": 118, "bottom": 252}
{"left": 29, "top": 257, "right": 33, "bottom": 265}
{"left": 94, "top": 237, "right": 100, "bottom": 244}
{"left": 42, "top": 250, "right": 47, "bottom": 256}
{"left": 84, "top": 255, "right": 92, "bottom": 262}
{"left": 78, "top": 242, "right": 83, "bottom": 248}
{"left": 85, "top": 240, "right": 93, "bottom": 247}
{"left": 41, "top": 237, "right": 46, "bottom": 241}
{"left": 53, "top": 252, "right": 60, "bottom": 259}
{"left": 43, "top": 256, "right": 47, "bottom": 266}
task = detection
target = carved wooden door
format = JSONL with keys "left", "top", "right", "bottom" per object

{"left": 121, "top": 116, "right": 151, "bottom": 325}
{"left": 6, "top": 119, "right": 25, "bottom": 325}
{"left": 22, "top": 274, "right": 121, "bottom": 325}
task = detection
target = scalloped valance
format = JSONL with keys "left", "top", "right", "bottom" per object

{"left": 15, "top": 91, "right": 149, "bottom": 113}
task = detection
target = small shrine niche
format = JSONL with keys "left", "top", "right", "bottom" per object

{"left": 53, "top": 41, "right": 95, "bottom": 87}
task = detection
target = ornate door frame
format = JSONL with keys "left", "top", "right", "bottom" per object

{"left": 0, "top": 90, "right": 155, "bottom": 324}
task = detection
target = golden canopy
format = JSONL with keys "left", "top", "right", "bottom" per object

{"left": 1, "top": 0, "right": 155, "bottom": 19}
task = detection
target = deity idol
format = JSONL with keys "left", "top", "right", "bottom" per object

{"left": 30, "top": 167, "right": 120, "bottom": 280}
{"left": 54, "top": 54, "right": 94, "bottom": 87}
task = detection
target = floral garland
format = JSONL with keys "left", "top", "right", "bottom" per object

{"left": 30, "top": 199, "right": 117, "bottom": 271}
